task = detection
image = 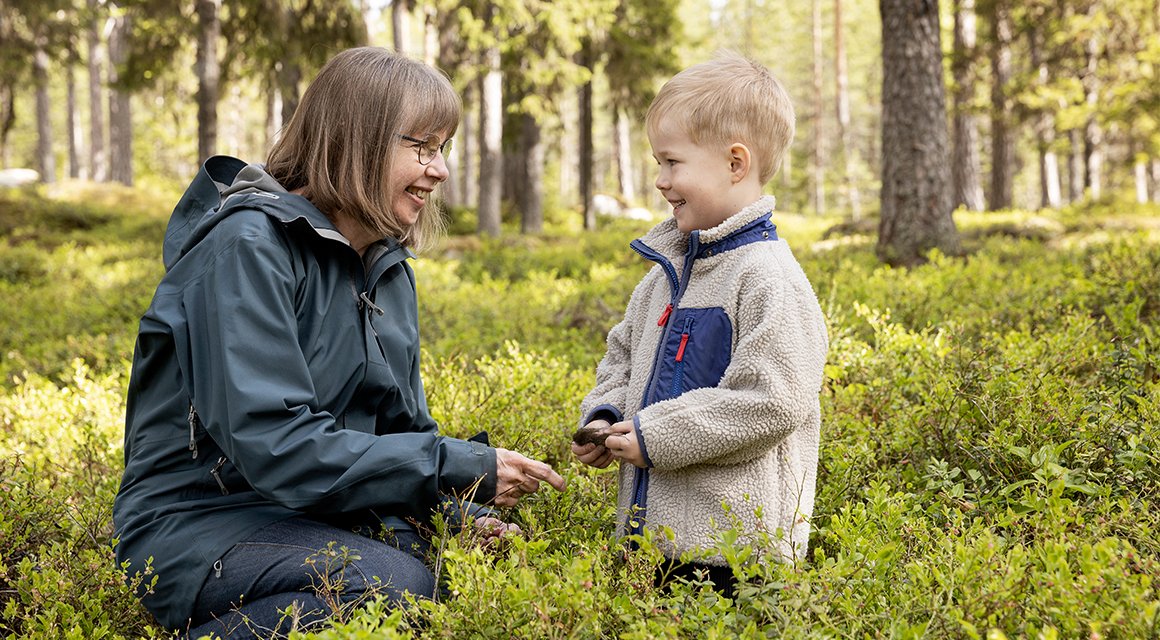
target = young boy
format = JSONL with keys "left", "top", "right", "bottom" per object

{"left": 572, "top": 52, "right": 828, "bottom": 594}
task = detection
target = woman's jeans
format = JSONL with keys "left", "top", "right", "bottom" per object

{"left": 187, "top": 517, "right": 434, "bottom": 639}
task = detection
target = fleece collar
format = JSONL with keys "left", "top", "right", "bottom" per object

{"left": 636, "top": 195, "right": 779, "bottom": 261}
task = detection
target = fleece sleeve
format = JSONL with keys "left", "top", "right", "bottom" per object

{"left": 635, "top": 263, "right": 829, "bottom": 470}
{"left": 179, "top": 215, "right": 495, "bottom": 516}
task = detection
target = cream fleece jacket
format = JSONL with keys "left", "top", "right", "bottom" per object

{"left": 580, "top": 195, "right": 828, "bottom": 563}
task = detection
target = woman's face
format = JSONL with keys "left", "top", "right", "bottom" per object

{"left": 390, "top": 130, "right": 451, "bottom": 226}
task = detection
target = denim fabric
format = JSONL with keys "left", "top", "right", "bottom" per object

{"left": 186, "top": 517, "right": 434, "bottom": 639}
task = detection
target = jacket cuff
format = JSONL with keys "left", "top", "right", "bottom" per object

{"left": 583, "top": 404, "right": 623, "bottom": 427}
{"left": 437, "top": 436, "right": 497, "bottom": 504}
{"left": 633, "top": 415, "right": 654, "bottom": 468}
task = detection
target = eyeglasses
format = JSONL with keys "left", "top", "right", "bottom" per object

{"left": 398, "top": 134, "right": 452, "bottom": 165}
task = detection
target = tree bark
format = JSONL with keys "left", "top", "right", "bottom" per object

{"left": 477, "top": 45, "right": 503, "bottom": 236}
{"left": 1029, "top": 29, "right": 1060, "bottom": 209}
{"left": 614, "top": 108, "right": 635, "bottom": 204}
{"left": 987, "top": 0, "right": 1013, "bottom": 210}
{"left": 34, "top": 42, "right": 55, "bottom": 184}
{"left": 1068, "top": 129, "right": 1083, "bottom": 202}
{"left": 0, "top": 84, "right": 14, "bottom": 168}
{"left": 88, "top": 0, "right": 108, "bottom": 182}
{"left": 392, "top": 0, "right": 411, "bottom": 54}
{"left": 520, "top": 113, "right": 545, "bottom": 234}
{"left": 810, "top": 0, "right": 825, "bottom": 215}
{"left": 461, "top": 83, "right": 476, "bottom": 209}
{"left": 579, "top": 39, "right": 595, "bottom": 231}
{"left": 877, "top": 0, "right": 959, "bottom": 266}
{"left": 834, "top": 0, "right": 861, "bottom": 220}
{"left": 951, "top": 0, "right": 983, "bottom": 211}
{"left": 1135, "top": 157, "right": 1149, "bottom": 204}
{"left": 1081, "top": 7, "right": 1102, "bottom": 199}
{"left": 108, "top": 10, "right": 133, "bottom": 186}
{"left": 196, "top": 0, "right": 221, "bottom": 163}
{"left": 67, "top": 59, "right": 82, "bottom": 179}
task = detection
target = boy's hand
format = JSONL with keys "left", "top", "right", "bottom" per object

{"left": 571, "top": 419, "right": 615, "bottom": 468}
{"left": 605, "top": 420, "right": 647, "bottom": 468}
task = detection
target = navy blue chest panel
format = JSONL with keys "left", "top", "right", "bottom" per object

{"left": 647, "top": 306, "right": 733, "bottom": 405}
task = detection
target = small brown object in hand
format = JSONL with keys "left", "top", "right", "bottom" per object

{"left": 572, "top": 424, "right": 614, "bottom": 447}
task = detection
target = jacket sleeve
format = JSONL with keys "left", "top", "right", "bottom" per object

{"left": 579, "top": 272, "right": 658, "bottom": 427}
{"left": 635, "top": 262, "right": 828, "bottom": 470}
{"left": 180, "top": 217, "right": 495, "bottom": 516}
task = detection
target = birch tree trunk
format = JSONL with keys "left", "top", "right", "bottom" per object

{"left": 392, "top": 0, "right": 411, "bottom": 54}
{"left": 1029, "top": 30, "right": 1061, "bottom": 209}
{"left": 951, "top": 0, "right": 983, "bottom": 211}
{"left": 878, "top": 0, "right": 960, "bottom": 266}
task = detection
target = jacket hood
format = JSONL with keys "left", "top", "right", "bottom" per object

{"left": 162, "top": 155, "right": 348, "bottom": 271}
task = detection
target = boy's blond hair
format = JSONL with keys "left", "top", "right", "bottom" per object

{"left": 646, "top": 51, "right": 794, "bottom": 185}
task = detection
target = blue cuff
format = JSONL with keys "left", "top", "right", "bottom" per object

{"left": 583, "top": 404, "right": 623, "bottom": 427}
{"left": 633, "top": 415, "right": 654, "bottom": 468}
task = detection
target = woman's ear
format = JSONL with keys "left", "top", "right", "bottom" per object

{"left": 729, "top": 143, "right": 752, "bottom": 183}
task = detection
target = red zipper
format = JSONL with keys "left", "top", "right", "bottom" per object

{"left": 657, "top": 303, "right": 673, "bottom": 326}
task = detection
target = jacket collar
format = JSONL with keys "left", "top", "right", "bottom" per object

{"left": 636, "top": 195, "right": 779, "bottom": 261}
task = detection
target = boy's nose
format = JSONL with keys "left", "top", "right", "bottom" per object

{"left": 654, "top": 171, "right": 669, "bottom": 191}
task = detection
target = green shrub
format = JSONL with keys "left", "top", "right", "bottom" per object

{"left": 2, "top": 190, "right": 1159, "bottom": 638}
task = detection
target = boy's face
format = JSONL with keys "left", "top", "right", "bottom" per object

{"left": 649, "top": 116, "right": 740, "bottom": 234}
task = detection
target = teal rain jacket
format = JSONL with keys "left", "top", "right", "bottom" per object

{"left": 113, "top": 156, "right": 497, "bottom": 629}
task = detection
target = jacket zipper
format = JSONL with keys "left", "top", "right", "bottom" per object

{"left": 187, "top": 404, "right": 199, "bottom": 459}
{"left": 670, "top": 316, "right": 695, "bottom": 398}
{"left": 210, "top": 456, "right": 230, "bottom": 495}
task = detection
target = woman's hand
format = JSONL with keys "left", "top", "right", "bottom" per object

{"left": 494, "top": 448, "right": 566, "bottom": 508}
{"left": 473, "top": 516, "right": 521, "bottom": 546}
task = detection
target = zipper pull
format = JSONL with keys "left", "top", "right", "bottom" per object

{"left": 359, "top": 291, "right": 385, "bottom": 316}
{"left": 187, "top": 404, "right": 199, "bottom": 459}
{"left": 657, "top": 303, "right": 673, "bottom": 327}
{"left": 210, "top": 457, "right": 230, "bottom": 495}
{"left": 675, "top": 316, "right": 694, "bottom": 362}
{"left": 214, "top": 559, "right": 223, "bottom": 578}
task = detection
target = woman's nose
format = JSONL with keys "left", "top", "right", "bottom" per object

{"left": 426, "top": 152, "right": 450, "bottom": 182}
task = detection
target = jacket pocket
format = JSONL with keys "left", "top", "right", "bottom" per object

{"left": 651, "top": 306, "right": 732, "bottom": 403}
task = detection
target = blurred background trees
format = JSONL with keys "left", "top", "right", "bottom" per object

{"left": 1, "top": 0, "right": 1157, "bottom": 263}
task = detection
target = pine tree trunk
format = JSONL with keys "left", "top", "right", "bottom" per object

{"left": 196, "top": 0, "right": 221, "bottom": 163}
{"left": 0, "top": 83, "right": 14, "bottom": 168}
{"left": 108, "top": 11, "right": 133, "bottom": 186}
{"left": 34, "top": 42, "right": 55, "bottom": 184}
{"left": 1151, "top": 158, "right": 1160, "bottom": 204}
{"left": 1081, "top": 8, "right": 1101, "bottom": 200}
{"left": 67, "top": 61, "right": 82, "bottom": 179}
{"left": 987, "top": 1, "right": 1013, "bottom": 210}
{"left": 1029, "top": 29, "right": 1060, "bottom": 209}
{"left": 1068, "top": 129, "right": 1083, "bottom": 202}
{"left": 461, "top": 83, "right": 476, "bottom": 209}
{"left": 877, "top": 0, "right": 959, "bottom": 266}
{"left": 520, "top": 113, "right": 544, "bottom": 234}
{"left": 614, "top": 108, "right": 635, "bottom": 204}
{"left": 88, "top": 0, "right": 108, "bottom": 182}
{"left": 477, "top": 45, "right": 503, "bottom": 236}
{"left": 810, "top": 0, "right": 825, "bottom": 215}
{"left": 951, "top": 0, "right": 983, "bottom": 211}
{"left": 392, "top": 0, "right": 411, "bottom": 54}
{"left": 834, "top": 0, "right": 861, "bottom": 220}
{"left": 579, "top": 39, "right": 595, "bottom": 231}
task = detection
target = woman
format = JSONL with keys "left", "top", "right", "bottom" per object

{"left": 113, "top": 47, "right": 565, "bottom": 639}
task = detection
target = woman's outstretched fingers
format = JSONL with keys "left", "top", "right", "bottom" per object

{"left": 494, "top": 448, "right": 566, "bottom": 507}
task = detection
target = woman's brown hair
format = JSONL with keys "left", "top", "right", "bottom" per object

{"left": 266, "top": 47, "right": 460, "bottom": 251}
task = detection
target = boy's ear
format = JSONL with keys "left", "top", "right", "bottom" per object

{"left": 729, "top": 143, "right": 752, "bottom": 183}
